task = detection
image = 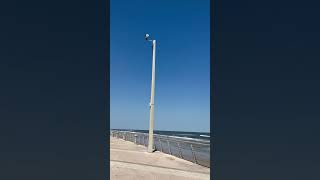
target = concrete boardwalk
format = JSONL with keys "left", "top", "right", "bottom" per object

{"left": 110, "top": 137, "right": 210, "bottom": 180}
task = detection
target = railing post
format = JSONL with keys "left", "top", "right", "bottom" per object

{"left": 139, "top": 135, "right": 142, "bottom": 145}
{"left": 134, "top": 134, "right": 137, "bottom": 144}
{"left": 142, "top": 135, "right": 144, "bottom": 146}
{"left": 177, "top": 142, "right": 183, "bottom": 158}
{"left": 167, "top": 140, "right": 172, "bottom": 155}
{"left": 141, "top": 135, "right": 143, "bottom": 145}
{"left": 143, "top": 135, "right": 145, "bottom": 146}
{"left": 145, "top": 135, "right": 147, "bottom": 146}
{"left": 159, "top": 139, "right": 163, "bottom": 152}
{"left": 145, "top": 136, "right": 148, "bottom": 147}
{"left": 190, "top": 144, "right": 198, "bottom": 164}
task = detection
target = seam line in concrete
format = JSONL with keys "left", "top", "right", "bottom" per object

{"left": 110, "top": 148, "right": 146, "bottom": 153}
{"left": 111, "top": 159, "right": 210, "bottom": 175}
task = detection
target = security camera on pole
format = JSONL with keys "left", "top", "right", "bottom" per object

{"left": 145, "top": 33, "right": 156, "bottom": 153}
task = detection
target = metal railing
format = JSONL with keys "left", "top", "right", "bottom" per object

{"left": 110, "top": 130, "right": 210, "bottom": 168}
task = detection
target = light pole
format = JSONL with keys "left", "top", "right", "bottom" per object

{"left": 145, "top": 33, "right": 156, "bottom": 153}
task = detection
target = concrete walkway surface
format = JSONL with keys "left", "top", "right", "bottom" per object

{"left": 110, "top": 137, "right": 210, "bottom": 180}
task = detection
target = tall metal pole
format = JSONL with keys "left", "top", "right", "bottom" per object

{"left": 148, "top": 39, "right": 156, "bottom": 153}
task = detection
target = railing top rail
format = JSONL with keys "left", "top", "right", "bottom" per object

{"left": 110, "top": 130, "right": 210, "bottom": 146}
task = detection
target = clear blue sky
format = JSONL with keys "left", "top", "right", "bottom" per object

{"left": 110, "top": 0, "right": 210, "bottom": 132}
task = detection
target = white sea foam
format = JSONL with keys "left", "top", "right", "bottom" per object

{"left": 200, "top": 135, "right": 210, "bottom": 138}
{"left": 164, "top": 135, "right": 210, "bottom": 144}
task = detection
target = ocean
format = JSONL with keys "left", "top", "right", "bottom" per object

{"left": 112, "top": 129, "right": 210, "bottom": 142}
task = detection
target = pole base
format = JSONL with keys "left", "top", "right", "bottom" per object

{"left": 147, "top": 148, "right": 155, "bottom": 153}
